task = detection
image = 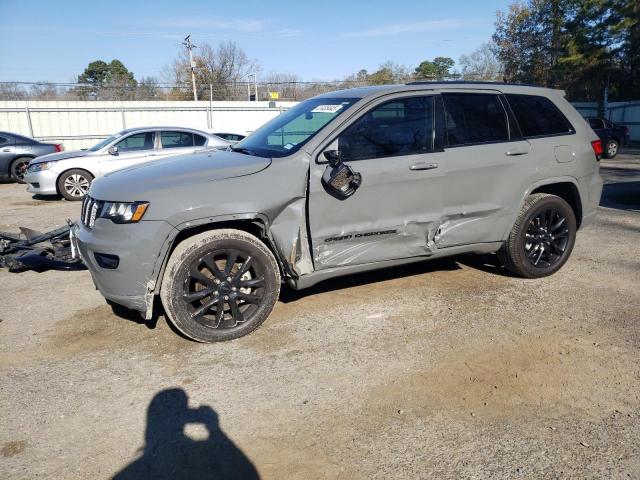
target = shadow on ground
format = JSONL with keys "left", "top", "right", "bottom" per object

{"left": 600, "top": 180, "right": 640, "bottom": 211}
{"left": 113, "top": 388, "right": 259, "bottom": 480}
{"left": 279, "top": 253, "right": 511, "bottom": 303}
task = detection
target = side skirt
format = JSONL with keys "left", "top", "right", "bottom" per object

{"left": 287, "top": 242, "right": 503, "bottom": 290}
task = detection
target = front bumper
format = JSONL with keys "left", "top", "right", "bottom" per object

{"left": 74, "top": 218, "right": 176, "bottom": 315}
{"left": 24, "top": 170, "right": 59, "bottom": 195}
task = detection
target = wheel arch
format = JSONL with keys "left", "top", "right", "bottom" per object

{"left": 154, "top": 216, "right": 293, "bottom": 297}
{"left": 530, "top": 181, "right": 583, "bottom": 228}
{"left": 8, "top": 155, "right": 35, "bottom": 176}
{"left": 55, "top": 166, "right": 96, "bottom": 195}
{"left": 505, "top": 177, "right": 584, "bottom": 241}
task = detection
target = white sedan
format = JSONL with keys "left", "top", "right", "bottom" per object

{"left": 24, "top": 127, "right": 230, "bottom": 200}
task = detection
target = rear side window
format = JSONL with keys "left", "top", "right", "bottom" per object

{"left": 0, "top": 136, "right": 7, "bottom": 145}
{"left": 506, "top": 94, "right": 574, "bottom": 137}
{"left": 161, "top": 131, "right": 194, "bottom": 149}
{"left": 443, "top": 93, "right": 508, "bottom": 146}
{"left": 194, "top": 134, "right": 206, "bottom": 146}
{"left": 338, "top": 96, "right": 434, "bottom": 161}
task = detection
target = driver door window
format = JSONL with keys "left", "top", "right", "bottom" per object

{"left": 338, "top": 97, "right": 434, "bottom": 161}
{"left": 115, "top": 132, "right": 155, "bottom": 153}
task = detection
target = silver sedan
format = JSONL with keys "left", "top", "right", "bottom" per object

{"left": 24, "top": 127, "right": 230, "bottom": 200}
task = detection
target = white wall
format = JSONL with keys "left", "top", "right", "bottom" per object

{"left": 1, "top": 99, "right": 637, "bottom": 150}
{"left": 0, "top": 100, "right": 298, "bottom": 150}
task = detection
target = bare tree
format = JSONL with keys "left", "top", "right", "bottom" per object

{"left": 165, "top": 41, "right": 259, "bottom": 100}
{"left": 458, "top": 42, "right": 503, "bottom": 80}
{"left": 262, "top": 72, "right": 302, "bottom": 100}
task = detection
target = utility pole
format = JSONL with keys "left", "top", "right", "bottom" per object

{"left": 183, "top": 35, "right": 198, "bottom": 101}
{"left": 248, "top": 73, "right": 257, "bottom": 101}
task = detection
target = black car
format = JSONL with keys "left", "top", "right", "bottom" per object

{"left": 587, "top": 117, "right": 630, "bottom": 159}
{"left": 0, "top": 132, "right": 63, "bottom": 183}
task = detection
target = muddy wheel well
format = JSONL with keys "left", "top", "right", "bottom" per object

{"left": 531, "top": 182, "right": 583, "bottom": 227}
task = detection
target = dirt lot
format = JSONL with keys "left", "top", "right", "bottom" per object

{"left": 1, "top": 155, "right": 639, "bottom": 479}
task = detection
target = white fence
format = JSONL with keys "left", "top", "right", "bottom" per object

{"left": 573, "top": 101, "right": 640, "bottom": 141}
{"left": 1, "top": 99, "right": 638, "bottom": 151}
{"left": 0, "top": 100, "right": 297, "bottom": 150}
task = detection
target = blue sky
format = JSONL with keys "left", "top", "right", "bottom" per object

{"left": 0, "top": 0, "right": 512, "bottom": 83}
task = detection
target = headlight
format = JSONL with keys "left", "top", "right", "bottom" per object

{"left": 28, "top": 161, "right": 56, "bottom": 172}
{"left": 99, "top": 201, "right": 149, "bottom": 224}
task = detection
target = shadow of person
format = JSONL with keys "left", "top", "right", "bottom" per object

{"left": 113, "top": 388, "right": 259, "bottom": 480}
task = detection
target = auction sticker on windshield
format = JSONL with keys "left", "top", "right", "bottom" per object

{"left": 311, "top": 105, "right": 344, "bottom": 114}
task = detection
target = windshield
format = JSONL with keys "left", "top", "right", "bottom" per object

{"left": 233, "top": 97, "right": 358, "bottom": 158}
{"left": 88, "top": 133, "right": 123, "bottom": 152}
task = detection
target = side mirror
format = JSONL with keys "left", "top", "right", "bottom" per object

{"left": 108, "top": 146, "right": 118, "bottom": 156}
{"left": 323, "top": 149, "right": 342, "bottom": 167}
{"left": 321, "top": 160, "right": 362, "bottom": 200}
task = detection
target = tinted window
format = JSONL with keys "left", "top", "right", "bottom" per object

{"left": 443, "top": 94, "right": 508, "bottom": 146}
{"left": 589, "top": 118, "right": 605, "bottom": 129}
{"left": 338, "top": 96, "right": 434, "bottom": 161}
{"left": 161, "top": 131, "right": 194, "bottom": 149}
{"left": 507, "top": 94, "right": 574, "bottom": 137}
{"left": 10, "top": 133, "right": 34, "bottom": 144}
{"left": 116, "top": 132, "right": 155, "bottom": 152}
{"left": 0, "top": 136, "right": 7, "bottom": 145}
{"left": 194, "top": 134, "right": 206, "bottom": 146}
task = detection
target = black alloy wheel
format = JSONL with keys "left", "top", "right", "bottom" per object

{"left": 523, "top": 208, "right": 570, "bottom": 268}
{"left": 183, "top": 249, "right": 266, "bottom": 329}
{"left": 498, "top": 193, "right": 577, "bottom": 278}
{"left": 10, "top": 157, "right": 32, "bottom": 183}
{"left": 160, "top": 229, "right": 280, "bottom": 342}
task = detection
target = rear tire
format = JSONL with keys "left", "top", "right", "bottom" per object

{"left": 10, "top": 157, "right": 32, "bottom": 183}
{"left": 604, "top": 139, "right": 619, "bottom": 159}
{"left": 160, "top": 229, "right": 281, "bottom": 342}
{"left": 57, "top": 169, "right": 93, "bottom": 201}
{"left": 498, "top": 193, "right": 576, "bottom": 278}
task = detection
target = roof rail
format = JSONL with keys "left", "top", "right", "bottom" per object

{"left": 406, "top": 80, "right": 540, "bottom": 87}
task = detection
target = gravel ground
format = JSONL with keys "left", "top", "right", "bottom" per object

{"left": 1, "top": 155, "right": 639, "bottom": 479}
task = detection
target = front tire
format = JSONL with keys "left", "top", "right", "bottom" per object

{"left": 604, "top": 139, "right": 619, "bottom": 159}
{"left": 10, "top": 157, "right": 32, "bottom": 183}
{"left": 160, "top": 229, "right": 281, "bottom": 342}
{"left": 57, "top": 169, "right": 94, "bottom": 201}
{"left": 498, "top": 193, "right": 577, "bottom": 278}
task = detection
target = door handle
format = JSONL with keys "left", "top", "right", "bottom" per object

{"left": 505, "top": 148, "right": 529, "bottom": 156}
{"left": 410, "top": 162, "right": 439, "bottom": 171}
{"left": 2, "top": 148, "right": 10, "bottom": 152}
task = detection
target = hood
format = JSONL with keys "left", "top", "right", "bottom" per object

{"left": 89, "top": 150, "right": 271, "bottom": 201}
{"left": 31, "top": 150, "right": 90, "bottom": 164}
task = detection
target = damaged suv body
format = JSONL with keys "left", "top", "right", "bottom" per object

{"left": 74, "top": 82, "right": 603, "bottom": 342}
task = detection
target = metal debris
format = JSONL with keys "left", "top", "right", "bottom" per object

{"left": 0, "top": 221, "right": 85, "bottom": 272}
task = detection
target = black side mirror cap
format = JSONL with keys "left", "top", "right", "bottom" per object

{"left": 323, "top": 150, "right": 342, "bottom": 167}
{"left": 321, "top": 162, "right": 362, "bottom": 200}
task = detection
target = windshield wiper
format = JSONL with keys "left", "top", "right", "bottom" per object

{"left": 231, "top": 147, "right": 261, "bottom": 157}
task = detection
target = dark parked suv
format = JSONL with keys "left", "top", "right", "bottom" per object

{"left": 74, "top": 82, "right": 604, "bottom": 342}
{"left": 0, "top": 132, "right": 63, "bottom": 183}
{"left": 587, "top": 117, "right": 630, "bottom": 159}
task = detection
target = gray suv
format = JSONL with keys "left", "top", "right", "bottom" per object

{"left": 73, "top": 82, "right": 604, "bottom": 342}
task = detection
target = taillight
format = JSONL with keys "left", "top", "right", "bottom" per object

{"left": 54, "top": 144, "right": 64, "bottom": 152}
{"left": 591, "top": 139, "right": 603, "bottom": 159}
